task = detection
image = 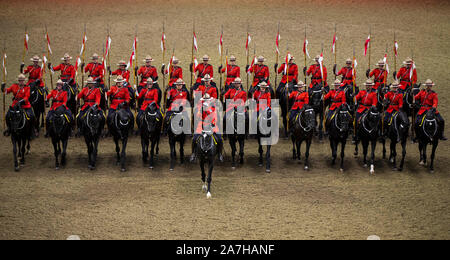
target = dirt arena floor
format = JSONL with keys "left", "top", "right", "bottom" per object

{"left": 0, "top": 0, "right": 449, "bottom": 240}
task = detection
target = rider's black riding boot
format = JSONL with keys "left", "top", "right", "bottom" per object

{"left": 3, "top": 125, "right": 10, "bottom": 137}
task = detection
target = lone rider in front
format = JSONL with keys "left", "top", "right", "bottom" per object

{"left": 2, "top": 74, "right": 36, "bottom": 136}
{"left": 190, "top": 93, "right": 224, "bottom": 163}
{"left": 414, "top": 79, "right": 446, "bottom": 140}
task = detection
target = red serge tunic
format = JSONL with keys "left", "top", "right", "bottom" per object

{"left": 355, "top": 90, "right": 377, "bottom": 113}
{"left": 6, "top": 84, "right": 31, "bottom": 108}
{"left": 47, "top": 89, "right": 68, "bottom": 110}
{"left": 277, "top": 63, "right": 298, "bottom": 84}
{"left": 77, "top": 87, "right": 101, "bottom": 110}
{"left": 384, "top": 91, "right": 403, "bottom": 113}
{"left": 138, "top": 88, "right": 159, "bottom": 110}
{"left": 289, "top": 91, "right": 309, "bottom": 110}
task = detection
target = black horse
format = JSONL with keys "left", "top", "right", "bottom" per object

{"left": 381, "top": 109, "right": 410, "bottom": 171}
{"left": 107, "top": 104, "right": 134, "bottom": 172}
{"left": 80, "top": 106, "right": 105, "bottom": 170}
{"left": 289, "top": 105, "right": 316, "bottom": 170}
{"left": 277, "top": 82, "right": 294, "bottom": 138}
{"left": 256, "top": 107, "right": 276, "bottom": 173}
{"left": 224, "top": 106, "right": 248, "bottom": 169}
{"left": 415, "top": 109, "right": 441, "bottom": 172}
{"left": 138, "top": 102, "right": 163, "bottom": 169}
{"left": 48, "top": 106, "right": 72, "bottom": 169}
{"left": 29, "top": 82, "right": 45, "bottom": 133}
{"left": 355, "top": 106, "right": 381, "bottom": 174}
{"left": 196, "top": 129, "right": 218, "bottom": 199}
{"left": 326, "top": 104, "right": 352, "bottom": 172}
{"left": 308, "top": 83, "right": 327, "bottom": 140}
{"left": 166, "top": 107, "right": 188, "bottom": 171}
{"left": 6, "top": 104, "right": 33, "bottom": 171}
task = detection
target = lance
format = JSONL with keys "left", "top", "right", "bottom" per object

{"left": 190, "top": 20, "right": 195, "bottom": 91}
{"left": 334, "top": 23, "right": 337, "bottom": 80}
{"left": 381, "top": 44, "right": 388, "bottom": 135}
{"left": 246, "top": 24, "right": 250, "bottom": 93}
{"left": 107, "top": 24, "right": 111, "bottom": 91}
{"left": 167, "top": 46, "right": 175, "bottom": 112}
{"left": 219, "top": 25, "right": 224, "bottom": 101}
{"left": 321, "top": 42, "right": 326, "bottom": 132}
{"left": 394, "top": 30, "right": 397, "bottom": 73}
{"left": 133, "top": 25, "right": 138, "bottom": 93}
{"left": 162, "top": 21, "right": 166, "bottom": 101}
{"left": 221, "top": 48, "right": 228, "bottom": 102}
{"left": 252, "top": 42, "right": 256, "bottom": 88}
{"left": 2, "top": 41, "right": 6, "bottom": 130}
{"left": 45, "top": 25, "right": 54, "bottom": 90}
{"left": 285, "top": 43, "right": 290, "bottom": 125}
{"left": 411, "top": 48, "right": 416, "bottom": 140}
{"left": 274, "top": 22, "right": 280, "bottom": 90}
{"left": 81, "top": 24, "right": 87, "bottom": 88}
{"left": 352, "top": 45, "right": 356, "bottom": 137}
{"left": 22, "top": 25, "right": 28, "bottom": 65}
{"left": 304, "top": 24, "right": 307, "bottom": 92}
{"left": 368, "top": 26, "right": 372, "bottom": 71}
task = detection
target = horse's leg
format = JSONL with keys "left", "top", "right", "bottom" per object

{"left": 230, "top": 137, "right": 236, "bottom": 169}
{"left": 53, "top": 138, "right": 60, "bottom": 170}
{"left": 85, "top": 138, "right": 92, "bottom": 168}
{"left": 330, "top": 139, "right": 337, "bottom": 165}
{"left": 207, "top": 157, "right": 214, "bottom": 198}
{"left": 297, "top": 140, "right": 301, "bottom": 160}
{"left": 19, "top": 138, "right": 26, "bottom": 165}
{"left": 391, "top": 140, "right": 397, "bottom": 170}
{"left": 399, "top": 139, "right": 406, "bottom": 171}
{"left": 61, "top": 138, "right": 68, "bottom": 166}
{"left": 169, "top": 139, "right": 175, "bottom": 171}
{"left": 179, "top": 138, "right": 185, "bottom": 164}
{"left": 362, "top": 139, "right": 368, "bottom": 167}
{"left": 114, "top": 137, "right": 120, "bottom": 166}
{"left": 26, "top": 137, "right": 31, "bottom": 154}
{"left": 304, "top": 138, "right": 311, "bottom": 171}
{"left": 258, "top": 139, "right": 263, "bottom": 167}
{"left": 291, "top": 135, "right": 296, "bottom": 160}
{"left": 265, "top": 145, "right": 271, "bottom": 173}
{"left": 120, "top": 137, "right": 128, "bottom": 172}
{"left": 156, "top": 133, "right": 160, "bottom": 155}
{"left": 12, "top": 136, "right": 19, "bottom": 171}
{"left": 141, "top": 136, "right": 149, "bottom": 164}
{"left": 239, "top": 137, "right": 245, "bottom": 164}
{"left": 418, "top": 142, "right": 425, "bottom": 165}
{"left": 340, "top": 140, "right": 346, "bottom": 172}
{"left": 149, "top": 137, "right": 156, "bottom": 169}
{"left": 201, "top": 159, "right": 206, "bottom": 191}
{"left": 423, "top": 143, "right": 428, "bottom": 165}
{"left": 429, "top": 141, "right": 438, "bottom": 173}
{"left": 318, "top": 110, "right": 324, "bottom": 140}
{"left": 382, "top": 137, "right": 386, "bottom": 159}
{"left": 370, "top": 139, "right": 376, "bottom": 174}
{"left": 282, "top": 109, "right": 288, "bottom": 138}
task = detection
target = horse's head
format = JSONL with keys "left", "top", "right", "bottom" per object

{"left": 335, "top": 104, "right": 351, "bottom": 133}
{"left": 309, "top": 84, "right": 323, "bottom": 108}
{"left": 143, "top": 102, "right": 161, "bottom": 133}
{"left": 423, "top": 108, "right": 438, "bottom": 141}
{"left": 395, "top": 110, "right": 410, "bottom": 140}
{"left": 115, "top": 106, "right": 132, "bottom": 132}
{"left": 86, "top": 106, "right": 103, "bottom": 135}
{"left": 198, "top": 130, "right": 215, "bottom": 154}
{"left": 260, "top": 107, "right": 272, "bottom": 128}
{"left": 364, "top": 106, "right": 381, "bottom": 130}
{"left": 299, "top": 104, "right": 316, "bottom": 132}
{"left": 9, "top": 104, "right": 25, "bottom": 132}
{"left": 52, "top": 106, "right": 69, "bottom": 136}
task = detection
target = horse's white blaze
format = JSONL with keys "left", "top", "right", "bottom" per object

{"left": 206, "top": 192, "right": 211, "bottom": 199}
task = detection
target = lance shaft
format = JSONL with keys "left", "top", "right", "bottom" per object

{"left": 22, "top": 25, "right": 27, "bottom": 64}
{"left": 219, "top": 25, "right": 223, "bottom": 100}
{"left": 81, "top": 24, "right": 86, "bottom": 87}
{"left": 246, "top": 24, "right": 249, "bottom": 93}
{"left": 274, "top": 22, "right": 280, "bottom": 90}
{"left": 45, "top": 25, "right": 54, "bottom": 90}
{"left": 107, "top": 25, "right": 111, "bottom": 90}
{"left": 334, "top": 23, "right": 337, "bottom": 80}
{"left": 304, "top": 24, "right": 307, "bottom": 92}
{"left": 2, "top": 42, "right": 6, "bottom": 130}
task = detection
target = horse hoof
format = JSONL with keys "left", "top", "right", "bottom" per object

{"left": 265, "top": 169, "right": 271, "bottom": 173}
{"left": 55, "top": 167, "right": 60, "bottom": 170}
{"left": 206, "top": 192, "right": 212, "bottom": 199}
{"left": 392, "top": 167, "right": 397, "bottom": 171}
{"left": 389, "top": 158, "right": 394, "bottom": 164}
{"left": 304, "top": 166, "right": 309, "bottom": 171}
{"left": 340, "top": 168, "right": 344, "bottom": 173}
{"left": 121, "top": 168, "right": 126, "bottom": 172}
{"left": 231, "top": 167, "right": 236, "bottom": 171}
{"left": 202, "top": 183, "right": 207, "bottom": 192}
{"left": 363, "top": 164, "right": 368, "bottom": 168}
{"left": 149, "top": 166, "right": 154, "bottom": 170}
{"left": 169, "top": 168, "right": 174, "bottom": 171}
{"left": 370, "top": 165, "right": 375, "bottom": 174}
{"left": 430, "top": 169, "right": 434, "bottom": 174}
{"left": 419, "top": 161, "right": 425, "bottom": 166}
{"left": 14, "top": 167, "right": 20, "bottom": 172}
